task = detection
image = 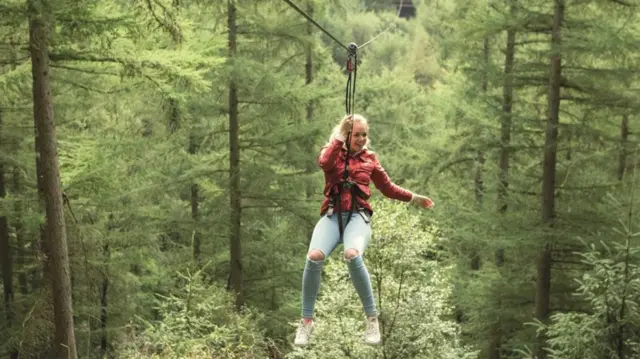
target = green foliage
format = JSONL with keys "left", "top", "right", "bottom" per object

{"left": 539, "top": 234, "right": 640, "bottom": 359}
{"left": 116, "top": 266, "right": 269, "bottom": 358}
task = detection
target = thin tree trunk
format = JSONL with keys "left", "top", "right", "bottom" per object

{"left": 7, "top": 49, "right": 28, "bottom": 300}
{"left": 489, "top": 5, "right": 516, "bottom": 357}
{"left": 470, "top": 145, "right": 482, "bottom": 271}
{"left": 535, "top": 1, "right": 564, "bottom": 358}
{"left": 189, "top": 134, "right": 201, "bottom": 264}
{"left": 617, "top": 114, "right": 629, "bottom": 180}
{"left": 13, "top": 167, "right": 28, "bottom": 297}
{"left": 474, "top": 32, "right": 488, "bottom": 206}
{"left": 305, "top": 0, "right": 314, "bottom": 190}
{"left": 28, "top": 1, "right": 78, "bottom": 357}
{"left": 495, "top": 10, "right": 516, "bottom": 267}
{"left": 471, "top": 35, "right": 489, "bottom": 271}
{"left": 497, "top": 2, "right": 516, "bottom": 219}
{"left": 565, "top": 129, "right": 572, "bottom": 161}
{"left": 304, "top": 1, "right": 316, "bottom": 244}
{"left": 474, "top": 147, "right": 485, "bottom": 211}
{"left": 615, "top": 159, "right": 635, "bottom": 359}
{"left": 100, "top": 244, "right": 109, "bottom": 357}
{"left": 32, "top": 96, "right": 46, "bottom": 295}
{"left": 228, "top": 0, "right": 244, "bottom": 310}
{"left": 0, "top": 104, "right": 17, "bottom": 359}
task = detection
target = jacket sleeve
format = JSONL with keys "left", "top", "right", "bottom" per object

{"left": 318, "top": 135, "right": 345, "bottom": 171}
{"left": 370, "top": 153, "right": 414, "bottom": 202}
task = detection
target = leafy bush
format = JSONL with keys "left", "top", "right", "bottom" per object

{"left": 116, "top": 265, "right": 269, "bottom": 359}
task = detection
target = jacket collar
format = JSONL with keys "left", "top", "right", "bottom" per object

{"left": 339, "top": 146, "right": 367, "bottom": 160}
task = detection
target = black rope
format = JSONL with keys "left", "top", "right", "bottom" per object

{"left": 344, "top": 42, "right": 358, "bottom": 161}
{"left": 336, "top": 43, "right": 359, "bottom": 240}
{"left": 282, "top": 0, "right": 349, "bottom": 51}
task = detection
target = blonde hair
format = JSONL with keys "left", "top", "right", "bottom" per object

{"left": 328, "top": 113, "right": 371, "bottom": 149}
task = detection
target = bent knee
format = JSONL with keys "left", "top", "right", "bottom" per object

{"left": 307, "top": 249, "right": 326, "bottom": 261}
{"left": 344, "top": 248, "right": 360, "bottom": 259}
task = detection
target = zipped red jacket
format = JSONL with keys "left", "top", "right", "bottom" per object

{"left": 318, "top": 137, "right": 413, "bottom": 216}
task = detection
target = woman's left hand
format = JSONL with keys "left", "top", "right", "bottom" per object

{"left": 411, "top": 194, "right": 434, "bottom": 209}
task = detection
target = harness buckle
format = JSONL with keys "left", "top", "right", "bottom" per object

{"left": 358, "top": 208, "right": 371, "bottom": 224}
{"left": 326, "top": 205, "right": 334, "bottom": 216}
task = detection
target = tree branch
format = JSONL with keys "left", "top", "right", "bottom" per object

{"left": 56, "top": 78, "right": 135, "bottom": 94}
{"left": 51, "top": 63, "right": 121, "bottom": 76}
{"left": 144, "top": 0, "right": 183, "bottom": 43}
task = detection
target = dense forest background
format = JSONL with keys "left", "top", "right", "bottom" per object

{"left": 2, "top": 0, "right": 640, "bottom": 358}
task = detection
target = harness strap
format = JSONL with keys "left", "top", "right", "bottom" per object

{"left": 333, "top": 43, "right": 359, "bottom": 240}
{"left": 329, "top": 180, "right": 363, "bottom": 240}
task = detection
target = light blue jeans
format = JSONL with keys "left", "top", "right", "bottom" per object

{"left": 301, "top": 211, "right": 377, "bottom": 318}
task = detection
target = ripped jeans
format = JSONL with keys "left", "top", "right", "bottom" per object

{"left": 301, "top": 211, "right": 377, "bottom": 318}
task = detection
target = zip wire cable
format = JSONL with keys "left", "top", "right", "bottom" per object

{"left": 281, "top": 0, "right": 403, "bottom": 52}
{"left": 282, "top": 0, "right": 349, "bottom": 51}
{"left": 359, "top": 0, "right": 404, "bottom": 49}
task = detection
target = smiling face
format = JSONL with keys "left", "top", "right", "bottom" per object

{"left": 349, "top": 120, "right": 368, "bottom": 153}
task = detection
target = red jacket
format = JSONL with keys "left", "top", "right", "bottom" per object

{"left": 318, "top": 138, "right": 413, "bottom": 216}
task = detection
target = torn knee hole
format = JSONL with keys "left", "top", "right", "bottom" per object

{"left": 343, "top": 248, "right": 360, "bottom": 259}
{"left": 307, "top": 249, "right": 325, "bottom": 261}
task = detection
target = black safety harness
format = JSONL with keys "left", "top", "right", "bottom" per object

{"left": 325, "top": 43, "right": 371, "bottom": 240}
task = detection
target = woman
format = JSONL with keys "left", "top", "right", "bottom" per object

{"left": 294, "top": 114, "right": 434, "bottom": 346}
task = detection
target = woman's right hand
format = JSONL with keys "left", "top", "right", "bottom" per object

{"left": 339, "top": 116, "right": 354, "bottom": 139}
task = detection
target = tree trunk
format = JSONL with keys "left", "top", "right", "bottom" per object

{"left": 305, "top": 0, "right": 314, "bottom": 190}
{"left": 489, "top": 5, "right": 516, "bottom": 357}
{"left": 474, "top": 147, "right": 485, "bottom": 209}
{"left": 13, "top": 167, "right": 28, "bottom": 296}
{"left": 474, "top": 35, "right": 487, "bottom": 208}
{"left": 304, "top": 1, "right": 316, "bottom": 244}
{"left": 496, "top": 0, "right": 516, "bottom": 265}
{"left": 189, "top": 133, "right": 201, "bottom": 264}
{"left": 471, "top": 35, "right": 489, "bottom": 271}
{"left": 228, "top": 0, "right": 244, "bottom": 310}
{"left": 0, "top": 104, "right": 17, "bottom": 359}
{"left": 615, "top": 163, "right": 634, "bottom": 359}
{"left": 28, "top": 1, "right": 78, "bottom": 357}
{"left": 617, "top": 114, "right": 629, "bottom": 180}
{"left": 535, "top": 1, "right": 564, "bottom": 358}
{"left": 7, "top": 49, "right": 28, "bottom": 300}
{"left": 32, "top": 96, "right": 46, "bottom": 295}
{"left": 565, "top": 129, "right": 572, "bottom": 161}
{"left": 497, "top": 4, "right": 516, "bottom": 219}
{"left": 100, "top": 244, "right": 109, "bottom": 357}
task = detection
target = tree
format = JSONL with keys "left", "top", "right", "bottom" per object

{"left": 227, "top": 0, "right": 244, "bottom": 310}
{"left": 535, "top": 1, "right": 564, "bottom": 357}
{"left": 28, "top": 0, "right": 77, "bottom": 357}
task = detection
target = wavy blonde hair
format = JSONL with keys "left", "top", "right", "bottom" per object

{"left": 327, "top": 113, "right": 371, "bottom": 149}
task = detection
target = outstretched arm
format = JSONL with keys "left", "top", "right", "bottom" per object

{"left": 370, "top": 154, "right": 414, "bottom": 202}
{"left": 371, "top": 154, "right": 435, "bottom": 208}
{"left": 318, "top": 134, "right": 345, "bottom": 171}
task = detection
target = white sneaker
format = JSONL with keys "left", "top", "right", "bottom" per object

{"left": 294, "top": 319, "right": 314, "bottom": 346}
{"left": 363, "top": 316, "right": 381, "bottom": 345}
